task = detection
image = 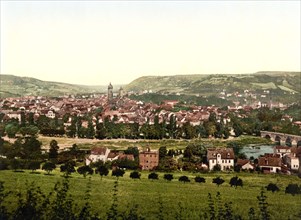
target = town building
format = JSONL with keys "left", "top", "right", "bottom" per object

{"left": 207, "top": 148, "right": 235, "bottom": 171}
{"left": 236, "top": 159, "right": 254, "bottom": 170}
{"left": 86, "top": 147, "right": 110, "bottom": 165}
{"left": 139, "top": 147, "right": 159, "bottom": 170}
{"left": 258, "top": 155, "right": 281, "bottom": 173}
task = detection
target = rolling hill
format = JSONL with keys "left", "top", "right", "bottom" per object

{"left": 1, "top": 72, "right": 300, "bottom": 102}
{"left": 124, "top": 71, "right": 301, "bottom": 96}
{"left": 0, "top": 75, "right": 110, "bottom": 98}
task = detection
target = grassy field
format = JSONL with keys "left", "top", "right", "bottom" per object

{"left": 0, "top": 169, "right": 300, "bottom": 219}
{"left": 37, "top": 135, "right": 272, "bottom": 151}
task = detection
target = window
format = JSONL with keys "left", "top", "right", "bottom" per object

{"left": 222, "top": 160, "right": 224, "bottom": 163}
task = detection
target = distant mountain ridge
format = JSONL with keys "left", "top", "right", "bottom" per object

{"left": 124, "top": 71, "right": 301, "bottom": 96}
{"left": 0, "top": 74, "right": 109, "bottom": 98}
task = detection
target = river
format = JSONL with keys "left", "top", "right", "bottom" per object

{"left": 240, "top": 144, "right": 275, "bottom": 159}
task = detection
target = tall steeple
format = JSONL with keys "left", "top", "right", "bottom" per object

{"left": 108, "top": 82, "right": 113, "bottom": 102}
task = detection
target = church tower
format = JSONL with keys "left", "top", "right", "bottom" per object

{"left": 108, "top": 82, "right": 113, "bottom": 102}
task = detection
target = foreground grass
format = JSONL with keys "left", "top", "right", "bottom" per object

{"left": 1, "top": 170, "right": 300, "bottom": 219}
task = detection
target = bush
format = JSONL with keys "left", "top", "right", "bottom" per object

{"left": 163, "top": 173, "right": 173, "bottom": 181}
{"left": 130, "top": 171, "right": 141, "bottom": 179}
{"left": 179, "top": 176, "right": 190, "bottom": 183}
{"left": 148, "top": 172, "right": 159, "bottom": 180}
{"left": 42, "top": 162, "right": 56, "bottom": 174}
{"left": 112, "top": 168, "right": 125, "bottom": 179}
{"left": 0, "top": 158, "right": 9, "bottom": 170}
{"left": 285, "top": 184, "right": 301, "bottom": 196}
{"left": 195, "top": 176, "right": 206, "bottom": 183}
{"left": 212, "top": 177, "right": 225, "bottom": 187}
{"left": 229, "top": 176, "right": 243, "bottom": 188}
{"left": 265, "top": 183, "right": 279, "bottom": 193}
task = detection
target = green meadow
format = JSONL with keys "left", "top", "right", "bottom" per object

{"left": 1, "top": 170, "right": 300, "bottom": 219}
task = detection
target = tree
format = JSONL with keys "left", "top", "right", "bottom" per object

{"left": 28, "top": 161, "right": 41, "bottom": 173}
{"left": 179, "top": 176, "right": 190, "bottom": 183}
{"left": 130, "top": 171, "right": 141, "bottom": 180}
{"left": 148, "top": 172, "right": 159, "bottom": 180}
{"left": 285, "top": 184, "right": 300, "bottom": 196}
{"left": 257, "top": 189, "right": 270, "bottom": 220}
{"left": 10, "top": 159, "right": 22, "bottom": 171}
{"left": 194, "top": 176, "right": 206, "bottom": 183}
{"left": 124, "top": 147, "right": 139, "bottom": 158}
{"left": 60, "top": 161, "right": 76, "bottom": 177}
{"left": 265, "top": 183, "right": 279, "bottom": 193}
{"left": 212, "top": 164, "right": 221, "bottom": 172}
{"left": 159, "top": 146, "right": 167, "bottom": 160}
{"left": 19, "top": 125, "right": 39, "bottom": 137}
{"left": 42, "top": 162, "right": 56, "bottom": 174}
{"left": 233, "top": 122, "right": 243, "bottom": 137}
{"left": 49, "top": 140, "right": 59, "bottom": 163}
{"left": 163, "top": 173, "right": 173, "bottom": 181}
{"left": 5, "top": 124, "right": 19, "bottom": 138}
{"left": 77, "top": 165, "right": 93, "bottom": 178}
{"left": 212, "top": 177, "right": 225, "bottom": 187}
{"left": 96, "top": 164, "right": 109, "bottom": 180}
{"left": 229, "top": 176, "right": 243, "bottom": 188}
{"left": 112, "top": 168, "right": 125, "bottom": 180}
{"left": 86, "top": 118, "right": 95, "bottom": 139}
{"left": 22, "top": 137, "right": 42, "bottom": 159}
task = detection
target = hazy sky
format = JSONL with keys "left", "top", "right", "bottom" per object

{"left": 1, "top": 1, "right": 300, "bottom": 85}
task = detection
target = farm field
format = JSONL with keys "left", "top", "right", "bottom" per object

{"left": 0, "top": 170, "right": 300, "bottom": 219}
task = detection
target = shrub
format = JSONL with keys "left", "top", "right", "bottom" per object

{"left": 195, "top": 176, "right": 206, "bottom": 183}
{"left": 212, "top": 177, "right": 225, "bottom": 187}
{"left": 265, "top": 183, "right": 279, "bottom": 193}
{"left": 285, "top": 184, "right": 300, "bottom": 196}
{"left": 130, "top": 171, "right": 141, "bottom": 179}
{"left": 229, "top": 176, "right": 243, "bottom": 188}
{"left": 163, "top": 173, "right": 173, "bottom": 181}
{"left": 148, "top": 172, "right": 159, "bottom": 180}
{"left": 179, "top": 176, "right": 190, "bottom": 183}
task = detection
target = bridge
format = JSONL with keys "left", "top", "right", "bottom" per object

{"left": 260, "top": 131, "right": 301, "bottom": 146}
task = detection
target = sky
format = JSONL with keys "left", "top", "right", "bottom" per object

{"left": 0, "top": 1, "right": 300, "bottom": 85}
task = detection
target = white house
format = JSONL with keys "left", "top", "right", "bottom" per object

{"left": 274, "top": 146, "right": 292, "bottom": 158}
{"left": 86, "top": 147, "right": 110, "bottom": 165}
{"left": 207, "top": 148, "right": 235, "bottom": 171}
{"left": 285, "top": 154, "right": 299, "bottom": 171}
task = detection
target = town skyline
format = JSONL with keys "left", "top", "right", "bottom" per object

{"left": 1, "top": 1, "right": 300, "bottom": 85}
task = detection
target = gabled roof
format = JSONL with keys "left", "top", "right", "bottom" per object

{"left": 207, "top": 148, "right": 235, "bottom": 160}
{"left": 236, "top": 159, "right": 251, "bottom": 167}
{"left": 91, "top": 147, "right": 108, "bottom": 155}
{"left": 258, "top": 156, "right": 281, "bottom": 167}
{"left": 119, "top": 154, "right": 135, "bottom": 161}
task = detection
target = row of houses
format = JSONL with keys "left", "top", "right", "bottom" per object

{"left": 86, "top": 147, "right": 159, "bottom": 171}
{"left": 85, "top": 146, "right": 301, "bottom": 173}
